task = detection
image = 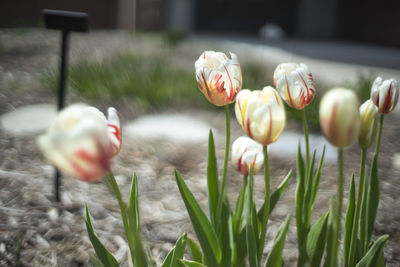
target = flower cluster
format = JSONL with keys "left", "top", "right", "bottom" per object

{"left": 36, "top": 49, "right": 399, "bottom": 267}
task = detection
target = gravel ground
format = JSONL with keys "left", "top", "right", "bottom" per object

{"left": 1, "top": 29, "right": 400, "bottom": 266}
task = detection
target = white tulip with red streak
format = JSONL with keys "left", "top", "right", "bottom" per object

{"left": 38, "top": 104, "right": 122, "bottom": 182}
{"left": 232, "top": 136, "right": 264, "bottom": 176}
{"left": 319, "top": 88, "right": 360, "bottom": 148}
{"left": 273, "top": 63, "right": 315, "bottom": 110}
{"left": 235, "top": 86, "right": 286, "bottom": 145}
{"left": 370, "top": 76, "right": 399, "bottom": 114}
{"left": 195, "top": 51, "right": 242, "bottom": 106}
{"left": 358, "top": 99, "right": 378, "bottom": 149}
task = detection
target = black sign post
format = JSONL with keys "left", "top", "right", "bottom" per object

{"left": 43, "top": 9, "right": 88, "bottom": 202}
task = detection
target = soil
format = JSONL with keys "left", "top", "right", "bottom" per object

{"left": 1, "top": 29, "right": 400, "bottom": 266}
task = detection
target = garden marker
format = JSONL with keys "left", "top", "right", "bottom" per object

{"left": 43, "top": 9, "right": 89, "bottom": 202}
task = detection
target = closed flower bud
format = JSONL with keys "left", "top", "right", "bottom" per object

{"left": 195, "top": 51, "right": 242, "bottom": 106}
{"left": 235, "top": 86, "right": 286, "bottom": 145}
{"left": 232, "top": 136, "right": 264, "bottom": 176}
{"left": 370, "top": 76, "right": 399, "bottom": 114}
{"left": 358, "top": 100, "right": 378, "bottom": 149}
{"left": 37, "top": 104, "right": 122, "bottom": 182}
{"left": 319, "top": 88, "right": 360, "bottom": 148}
{"left": 273, "top": 63, "right": 315, "bottom": 110}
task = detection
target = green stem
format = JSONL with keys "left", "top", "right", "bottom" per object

{"left": 301, "top": 109, "right": 310, "bottom": 177}
{"left": 105, "top": 172, "right": 137, "bottom": 265}
{"left": 258, "top": 145, "right": 270, "bottom": 261}
{"left": 216, "top": 104, "right": 231, "bottom": 234}
{"left": 347, "top": 148, "right": 367, "bottom": 266}
{"left": 374, "top": 114, "right": 384, "bottom": 156}
{"left": 332, "top": 148, "right": 344, "bottom": 267}
{"left": 221, "top": 104, "right": 231, "bottom": 201}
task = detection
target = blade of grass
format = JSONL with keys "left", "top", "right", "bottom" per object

{"left": 246, "top": 168, "right": 260, "bottom": 267}
{"left": 207, "top": 130, "right": 219, "bottom": 229}
{"left": 175, "top": 170, "right": 221, "bottom": 267}
{"left": 264, "top": 215, "right": 291, "bottom": 267}
{"left": 344, "top": 174, "right": 356, "bottom": 265}
{"left": 85, "top": 204, "right": 119, "bottom": 267}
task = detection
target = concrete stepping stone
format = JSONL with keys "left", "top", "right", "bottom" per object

{"left": 0, "top": 104, "right": 57, "bottom": 136}
{"left": 123, "top": 114, "right": 217, "bottom": 144}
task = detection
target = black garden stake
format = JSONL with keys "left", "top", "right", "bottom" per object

{"left": 43, "top": 9, "right": 88, "bottom": 202}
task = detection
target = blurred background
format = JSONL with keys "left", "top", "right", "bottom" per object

{"left": 1, "top": 0, "right": 400, "bottom": 266}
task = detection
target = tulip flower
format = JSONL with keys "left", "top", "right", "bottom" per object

{"left": 38, "top": 104, "right": 122, "bottom": 182}
{"left": 358, "top": 100, "right": 378, "bottom": 149}
{"left": 195, "top": 51, "right": 242, "bottom": 106}
{"left": 273, "top": 63, "right": 315, "bottom": 110}
{"left": 232, "top": 136, "right": 264, "bottom": 176}
{"left": 370, "top": 76, "right": 399, "bottom": 114}
{"left": 235, "top": 86, "right": 286, "bottom": 145}
{"left": 319, "top": 88, "right": 360, "bottom": 148}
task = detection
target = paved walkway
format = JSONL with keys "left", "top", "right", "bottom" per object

{"left": 196, "top": 33, "right": 400, "bottom": 90}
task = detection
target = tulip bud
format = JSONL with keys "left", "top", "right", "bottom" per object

{"left": 273, "top": 63, "right": 315, "bottom": 110}
{"left": 370, "top": 76, "right": 399, "bottom": 114}
{"left": 319, "top": 88, "right": 360, "bottom": 148}
{"left": 235, "top": 86, "right": 286, "bottom": 145}
{"left": 232, "top": 136, "right": 264, "bottom": 176}
{"left": 195, "top": 51, "right": 242, "bottom": 106}
{"left": 358, "top": 100, "right": 378, "bottom": 149}
{"left": 37, "top": 104, "right": 122, "bottom": 182}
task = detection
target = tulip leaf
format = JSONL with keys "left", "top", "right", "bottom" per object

{"left": 161, "top": 232, "right": 187, "bottom": 267}
{"left": 187, "top": 238, "right": 204, "bottom": 264}
{"left": 126, "top": 174, "right": 149, "bottom": 267}
{"left": 84, "top": 204, "right": 119, "bottom": 267}
{"left": 262, "top": 169, "right": 293, "bottom": 218}
{"left": 310, "top": 145, "right": 326, "bottom": 209}
{"left": 233, "top": 176, "right": 248, "bottom": 238}
{"left": 178, "top": 259, "right": 207, "bottom": 267}
{"left": 236, "top": 226, "right": 248, "bottom": 267}
{"left": 128, "top": 173, "right": 140, "bottom": 231}
{"left": 306, "top": 212, "right": 329, "bottom": 267}
{"left": 355, "top": 235, "right": 388, "bottom": 267}
{"left": 246, "top": 169, "right": 260, "bottom": 267}
{"left": 296, "top": 142, "right": 306, "bottom": 250}
{"left": 207, "top": 130, "right": 219, "bottom": 229}
{"left": 175, "top": 170, "right": 221, "bottom": 267}
{"left": 89, "top": 252, "right": 105, "bottom": 267}
{"left": 366, "top": 154, "right": 380, "bottom": 246}
{"left": 344, "top": 174, "right": 356, "bottom": 265}
{"left": 264, "top": 215, "right": 291, "bottom": 267}
{"left": 324, "top": 199, "right": 337, "bottom": 267}
{"left": 304, "top": 150, "right": 317, "bottom": 227}
{"left": 219, "top": 200, "right": 234, "bottom": 267}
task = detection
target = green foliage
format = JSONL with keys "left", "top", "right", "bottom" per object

{"left": 264, "top": 215, "right": 291, "bottom": 267}
{"left": 175, "top": 170, "right": 221, "bottom": 267}
{"left": 344, "top": 175, "right": 356, "bottom": 265}
{"left": 350, "top": 73, "right": 375, "bottom": 104}
{"left": 85, "top": 204, "right": 119, "bottom": 267}
{"left": 161, "top": 30, "right": 188, "bottom": 46}
{"left": 366, "top": 154, "right": 380, "bottom": 248}
{"left": 41, "top": 53, "right": 210, "bottom": 110}
{"left": 207, "top": 130, "right": 219, "bottom": 228}
{"left": 161, "top": 232, "right": 187, "bottom": 267}
{"left": 356, "top": 235, "right": 388, "bottom": 267}
{"left": 305, "top": 212, "right": 329, "bottom": 267}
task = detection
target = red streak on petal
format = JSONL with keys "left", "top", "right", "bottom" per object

{"left": 246, "top": 118, "right": 253, "bottom": 139}
{"left": 285, "top": 76, "right": 295, "bottom": 108}
{"left": 265, "top": 105, "right": 273, "bottom": 144}
{"left": 328, "top": 101, "right": 338, "bottom": 144}
{"left": 382, "top": 83, "right": 393, "bottom": 113}
{"left": 201, "top": 71, "right": 212, "bottom": 99}
{"left": 223, "top": 64, "right": 234, "bottom": 94}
